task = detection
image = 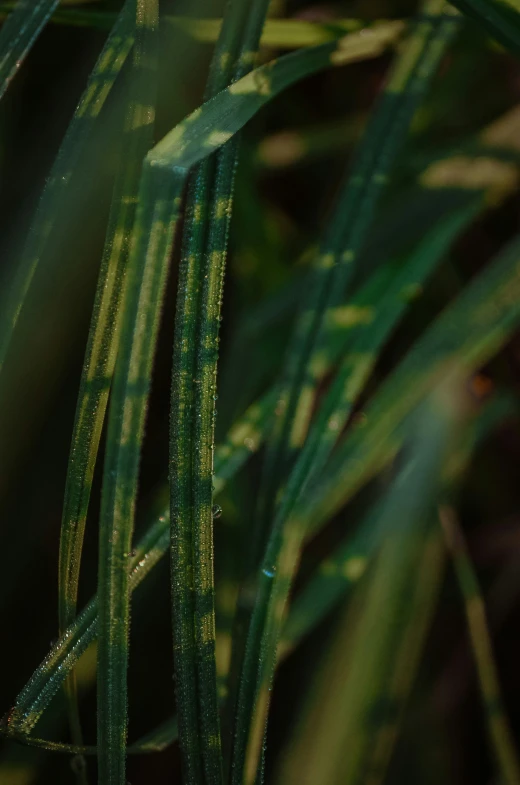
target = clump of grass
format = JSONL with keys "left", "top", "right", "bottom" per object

{"left": 1, "top": 1, "right": 520, "bottom": 785}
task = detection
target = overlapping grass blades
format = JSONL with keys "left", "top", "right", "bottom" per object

{"left": 251, "top": 0, "right": 459, "bottom": 575}
{"left": 57, "top": 0, "right": 158, "bottom": 765}
{"left": 0, "top": 0, "right": 134, "bottom": 372}
{"left": 230, "top": 5, "right": 462, "bottom": 781}
{"left": 95, "top": 21, "right": 402, "bottom": 785}
{"left": 279, "top": 383, "right": 460, "bottom": 785}
{"left": 170, "top": 0, "right": 268, "bottom": 783}
{"left": 232, "top": 227, "right": 520, "bottom": 785}
{"left": 0, "top": 0, "right": 58, "bottom": 100}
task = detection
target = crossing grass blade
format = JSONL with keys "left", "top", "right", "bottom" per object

{"left": 0, "top": 5, "right": 397, "bottom": 49}
{"left": 276, "top": 382, "right": 463, "bottom": 785}
{"left": 252, "top": 0, "right": 460, "bottom": 573}
{"left": 57, "top": 0, "right": 158, "bottom": 764}
{"left": 440, "top": 506, "right": 520, "bottom": 785}
{"left": 0, "top": 0, "right": 134, "bottom": 373}
{"left": 0, "top": 0, "right": 59, "bottom": 100}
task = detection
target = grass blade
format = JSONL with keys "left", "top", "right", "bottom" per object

{"left": 450, "top": 0, "right": 520, "bottom": 56}
{"left": 0, "top": 0, "right": 59, "bottom": 100}
{"left": 0, "top": 0, "right": 134, "bottom": 373}
{"left": 57, "top": 0, "right": 158, "bottom": 763}
{"left": 440, "top": 506, "right": 520, "bottom": 785}
{"left": 95, "top": 4, "right": 158, "bottom": 782}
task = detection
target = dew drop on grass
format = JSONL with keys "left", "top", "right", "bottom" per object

{"left": 262, "top": 566, "right": 276, "bottom": 578}
{"left": 212, "top": 504, "right": 222, "bottom": 519}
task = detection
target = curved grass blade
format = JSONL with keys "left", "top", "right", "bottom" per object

{"left": 0, "top": 5, "right": 396, "bottom": 49}
{"left": 0, "top": 0, "right": 59, "bottom": 100}
{"left": 0, "top": 0, "right": 134, "bottom": 373}
{"left": 440, "top": 506, "right": 520, "bottom": 785}
{"left": 57, "top": 0, "right": 158, "bottom": 761}
{"left": 252, "top": 0, "right": 459, "bottom": 573}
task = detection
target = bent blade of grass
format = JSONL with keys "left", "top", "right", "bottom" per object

{"left": 0, "top": 0, "right": 59, "bottom": 100}
{"left": 277, "top": 383, "right": 462, "bottom": 785}
{"left": 440, "top": 506, "right": 520, "bottom": 785}
{"left": 252, "top": 0, "right": 459, "bottom": 573}
{"left": 0, "top": 0, "right": 134, "bottom": 373}
{"left": 58, "top": 0, "right": 158, "bottom": 762}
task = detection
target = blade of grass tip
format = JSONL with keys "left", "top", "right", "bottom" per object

{"left": 230, "top": 7, "right": 461, "bottom": 780}
{"left": 277, "top": 382, "right": 464, "bottom": 785}
{"left": 0, "top": 0, "right": 59, "bottom": 100}
{"left": 0, "top": 0, "right": 134, "bottom": 374}
{"left": 439, "top": 506, "right": 520, "bottom": 785}
{"left": 96, "top": 2, "right": 159, "bottom": 781}
{"left": 252, "top": 0, "right": 459, "bottom": 575}
{"left": 58, "top": 0, "right": 158, "bottom": 765}
{"left": 169, "top": 1, "right": 270, "bottom": 781}
{"left": 185, "top": 2, "right": 273, "bottom": 782}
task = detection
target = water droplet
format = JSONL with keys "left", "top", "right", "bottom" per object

{"left": 262, "top": 566, "right": 276, "bottom": 578}
{"left": 212, "top": 504, "right": 222, "bottom": 519}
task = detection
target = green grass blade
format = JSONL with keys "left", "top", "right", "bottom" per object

{"left": 179, "top": 3, "right": 272, "bottom": 782}
{"left": 0, "top": 0, "right": 59, "bottom": 99}
{"left": 57, "top": 0, "right": 157, "bottom": 763}
{"left": 169, "top": 2, "right": 266, "bottom": 779}
{"left": 253, "top": 0, "right": 459, "bottom": 569}
{"left": 0, "top": 0, "right": 134, "bottom": 373}
{"left": 440, "top": 506, "right": 520, "bottom": 785}
{"left": 95, "top": 4, "right": 159, "bottom": 782}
